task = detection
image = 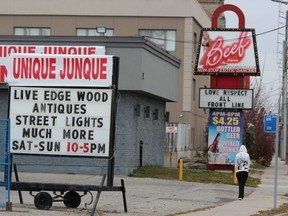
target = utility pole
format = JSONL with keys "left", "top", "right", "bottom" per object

{"left": 282, "top": 11, "right": 288, "bottom": 162}
{"left": 283, "top": 11, "right": 288, "bottom": 161}
{"left": 271, "top": 0, "right": 288, "bottom": 161}
{"left": 283, "top": 39, "right": 287, "bottom": 161}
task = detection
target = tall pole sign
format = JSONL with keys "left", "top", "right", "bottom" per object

{"left": 194, "top": 4, "right": 260, "bottom": 170}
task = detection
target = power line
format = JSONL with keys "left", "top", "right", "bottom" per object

{"left": 142, "top": 24, "right": 287, "bottom": 45}
{"left": 256, "top": 25, "right": 286, "bottom": 37}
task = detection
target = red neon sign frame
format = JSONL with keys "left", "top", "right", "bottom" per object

{"left": 194, "top": 28, "right": 260, "bottom": 76}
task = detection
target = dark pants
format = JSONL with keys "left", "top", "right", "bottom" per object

{"left": 236, "top": 171, "right": 248, "bottom": 199}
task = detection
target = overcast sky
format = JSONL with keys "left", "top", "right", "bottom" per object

{"left": 224, "top": 0, "right": 288, "bottom": 111}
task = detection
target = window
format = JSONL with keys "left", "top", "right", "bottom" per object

{"left": 192, "top": 79, "right": 196, "bottom": 101}
{"left": 153, "top": 109, "right": 159, "bottom": 120}
{"left": 144, "top": 106, "right": 150, "bottom": 118}
{"left": 76, "top": 28, "right": 113, "bottom": 36}
{"left": 138, "top": 30, "right": 176, "bottom": 51}
{"left": 14, "top": 27, "right": 50, "bottom": 36}
{"left": 134, "top": 104, "right": 141, "bottom": 117}
{"left": 193, "top": 32, "right": 198, "bottom": 54}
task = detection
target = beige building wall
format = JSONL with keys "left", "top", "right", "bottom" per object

{"left": 0, "top": 0, "right": 213, "bottom": 154}
{"left": 198, "top": 0, "right": 226, "bottom": 27}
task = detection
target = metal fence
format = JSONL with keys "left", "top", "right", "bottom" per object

{"left": 0, "top": 119, "right": 11, "bottom": 210}
{"left": 165, "top": 123, "right": 189, "bottom": 152}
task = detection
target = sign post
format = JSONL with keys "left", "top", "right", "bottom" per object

{"left": 6, "top": 47, "right": 127, "bottom": 211}
{"left": 264, "top": 114, "right": 279, "bottom": 208}
{"left": 264, "top": 114, "right": 277, "bottom": 133}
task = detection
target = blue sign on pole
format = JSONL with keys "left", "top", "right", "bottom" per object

{"left": 264, "top": 114, "right": 277, "bottom": 133}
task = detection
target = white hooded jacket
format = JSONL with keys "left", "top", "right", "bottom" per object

{"left": 235, "top": 145, "right": 250, "bottom": 173}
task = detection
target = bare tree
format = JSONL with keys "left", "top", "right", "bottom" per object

{"left": 244, "top": 82, "right": 275, "bottom": 166}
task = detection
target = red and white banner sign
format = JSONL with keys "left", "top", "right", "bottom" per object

{"left": 194, "top": 29, "right": 260, "bottom": 76}
{"left": 10, "top": 87, "right": 112, "bottom": 157}
{"left": 0, "top": 45, "right": 105, "bottom": 83}
{"left": 166, "top": 126, "right": 178, "bottom": 133}
{"left": 7, "top": 54, "right": 113, "bottom": 86}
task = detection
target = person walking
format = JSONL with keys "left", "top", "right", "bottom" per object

{"left": 235, "top": 145, "right": 250, "bottom": 200}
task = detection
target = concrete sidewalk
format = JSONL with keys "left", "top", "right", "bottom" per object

{"left": 0, "top": 157, "right": 287, "bottom": 215}
{"left": 181, "top": 157, "right": 288, "bottom": 216}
